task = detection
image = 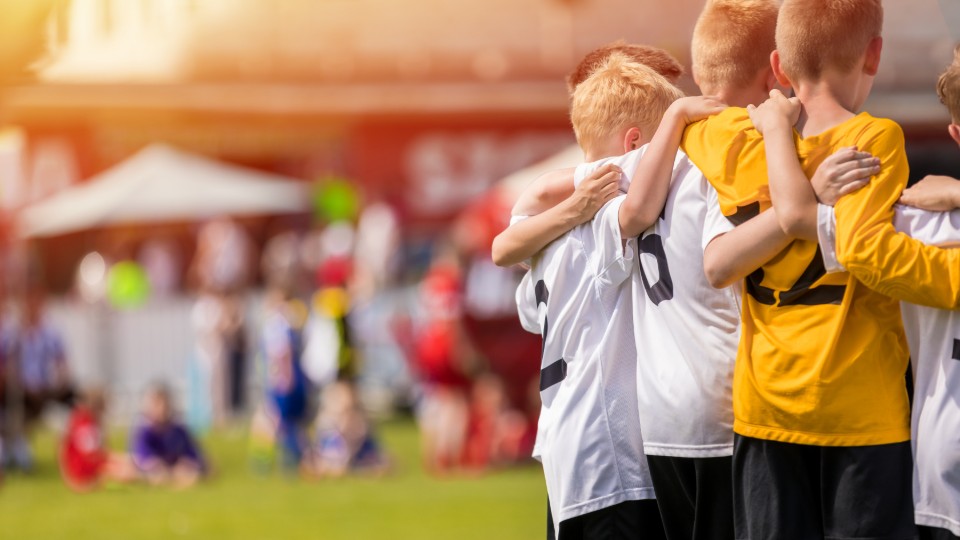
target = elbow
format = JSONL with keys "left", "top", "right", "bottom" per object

{"left": 620, "top": 203, "right": 656, "bottom": 238}
{"left": 703, "top": 256, "right": 736, "bottom": 289}
{"left": 776, "top": 208, "right": 808, "bottom": 239}
{"left": 490, "top": 237, "right": 510, "bottom": 267}
{"left": 490, "top": 235, "right": 518, "bottom": 268}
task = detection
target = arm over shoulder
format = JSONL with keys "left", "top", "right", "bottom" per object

{"left": 834, "top": 119, "right": 960, "bottom": 309}
{"left": 894, "top": 205, "right": 960, "bottom": 247}
{"left": 681, "top": 109, "right": 766, "bottom": 217}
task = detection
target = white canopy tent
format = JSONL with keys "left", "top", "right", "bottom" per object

{"left": 19, "top": 144, "right": 310, "bottom": 238}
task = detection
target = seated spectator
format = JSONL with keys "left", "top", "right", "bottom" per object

{"left": 59, "top": 387, "right": 137, "bottom": 492}
{"left": 130, "top": 383, "right": 207, "bottom": 488}
{"left": 302, "top": 381, "right": 387, "bottom": 478}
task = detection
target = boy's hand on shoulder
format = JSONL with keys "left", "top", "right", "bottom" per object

{"left": 570, "top": 163, "right": 622, "bottom": 224}
{"left": 899, "top": 175, "right": 960, "bottom": 212}
{"left": 672, "top": 95, "right": 727, "bottom": 125}
{"left": 747, "top": 89, "right": 800, "bottom": 135}
{"left": 811, "top": 146, "right": 879, "bottom": 205}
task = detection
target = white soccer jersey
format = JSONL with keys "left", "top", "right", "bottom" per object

{"left": 819, "top": 203, "right": 960, "bottom": 535}
{"left": 516, "top": 196, "right": 655, "bottom": 530}
{"left": 575, "top": 148, "right": 741, "bottom": 457}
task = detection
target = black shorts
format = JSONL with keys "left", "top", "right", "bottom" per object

{"left": 646, "top": 454, "right": 734, "bottom": 540}
{"left": 548, "top": 499, "right": 666, "bottom": 540}
{"left": 919, "top": 526, "right": 960, "bottom": 540}
{"left": 733, "top": 435, "right": 916, "bottom": 540}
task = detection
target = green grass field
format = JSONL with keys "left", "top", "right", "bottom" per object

{"left": 0, "top": 418, "right": 546, "bottom": 540}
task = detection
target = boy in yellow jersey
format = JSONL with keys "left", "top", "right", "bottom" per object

{"left": 680, "top": 0, "right": 960, "bottom": 538}
{"left": 765, "top": 48, "right": 960, "bottom": 540}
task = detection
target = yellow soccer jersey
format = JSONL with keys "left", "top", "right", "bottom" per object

{"left": 681, "top": 108, "right": 960, "bottom": 446}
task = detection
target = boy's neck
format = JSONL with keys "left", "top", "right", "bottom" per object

{"left": 583, "top": 143, "right": 627, "bottom": 162}
{"left": 793, "top": 79, "right": 860, "bottom": 138}
{"left": 700, "top": 72, "right": 772, "bottom": 108}
{"left": 713, "top": 87, "right": 766, "bottom": 109}
{"left": 584, "top": 150, "right": 615, "bottom": 162}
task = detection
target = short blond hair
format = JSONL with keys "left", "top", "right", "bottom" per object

{"left": 567, "top": 41, "right": 684, "bottom": 94}
{"left": 777, "top": 0, "right": 883, "bottom": 82}
{"left": 570, "top": 52, "right": 684, "bottom": 155}
{"left": 937, "top": 46, "right": 960, "bottom": 123}
{"left": 691, "top": 0, "right": 778, "bottom": 90}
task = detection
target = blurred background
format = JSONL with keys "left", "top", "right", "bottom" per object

{"left": 0, "top": 1, "right": 957, "bottom": 539}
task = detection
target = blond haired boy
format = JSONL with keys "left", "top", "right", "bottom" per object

{"left": 514, "top": 52, "right": 725, "bottom": 539}
{"left": 681, "top": 0, "right": 960, "bottom": 537}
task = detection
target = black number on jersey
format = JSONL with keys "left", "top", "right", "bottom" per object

{"left": 536, "top": 280, "right": 549, "bottom": 357}
{"left": 638, "top": 233, "right": 673, "bottom": 305}
{"left": 534, "top": 280, "right": 567, "bottom": 391}
{"left": 744, "top": 245, "right": 845, "bottom": 306}
{"left": 725, "top": 204, "right": 845, "bottom": 306}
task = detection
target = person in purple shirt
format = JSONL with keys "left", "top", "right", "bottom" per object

{"left": 130, "top": 383, "right": 207, "bottom": 488}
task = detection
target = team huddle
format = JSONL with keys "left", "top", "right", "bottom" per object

{"left": 491, "top": 1, "right": 960, "bottom": 539}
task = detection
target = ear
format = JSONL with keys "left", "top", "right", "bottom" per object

{"left": 949, "top": 123, "right": 960, "bottom": 147}
{"left": 763, "top": 66, "right": 779, "bottom": 93}
{"left": 863, "top": 36, "right": 883, "bottom": 76}
{"left": 770, "top": 50, "right": 792, "bottom": 88}
{"left": 623, "top": 127, "right": 643, "bottom": 153}
{"left": 692, "top": 66, "right": 701, "bottom": 88}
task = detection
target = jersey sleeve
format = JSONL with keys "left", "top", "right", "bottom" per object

{"left": 893, "top": 205, "right": 960, "bottom": 247}
{"left": 681, "top": 117, "right": 725, "bottom": 192}
{"left": 701, "top": 180, "right": 735, "bottom": 250}
{"left": 681, "top": 108, "right": 766, "bottom": 219}
{"left": 515, "top": 270, "right": 541, "bottom": 334}
{"left": 580, "top": 196, "right": 636, "bottom": 289}
{"left": 817, "top": 204, "right": 845, "bottom": 274}
{"left": 833, "top": 121, "right": 960, "bottom": 309}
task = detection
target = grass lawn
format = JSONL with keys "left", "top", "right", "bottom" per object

{"left": 0, "top": 418, "right": 546, "bottom": 540}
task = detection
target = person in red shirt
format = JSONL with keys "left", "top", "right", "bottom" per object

{"left": 60, "top": 388, "right": 136, "bottom": 492}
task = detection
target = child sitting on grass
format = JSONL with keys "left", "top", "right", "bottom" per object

{"left": 60, "top": 387, "right": 138, "bottom": 492}
{"left": 130, "top": 383, "right": 207, "bottom": 489}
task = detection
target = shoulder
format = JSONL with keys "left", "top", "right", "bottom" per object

{"left": 686, "top": 107, "right": 754, "bottom": 138}
{"left": 852, "top": 113, "right": 905, "bottom": 148}
{"left": 682, "top": 107, "right": 759, "bottom": 168}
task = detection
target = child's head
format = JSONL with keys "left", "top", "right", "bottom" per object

{"left": 570, "top": 52, "right": 683, "bottom": 159}
{"left": 773, "top": 0, "right": 883, "bottom": 109}
{"left": 567, "top": 41, "right": 684, "bottom": 93}
{"left": 143, "top": 382, "right": 174, "bottom": 425}
{"left": 690, "top": 0, "right": 779, "bottom": 104}
{"left": 937, "top": 46, "right": 960, "bottom": 147}
{"left": 78, "top": 387, "right": 107, "bottom": 418}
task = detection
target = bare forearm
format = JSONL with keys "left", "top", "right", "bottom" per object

{"left": 763, "top": 122, "right": 819, "bottom": 241}
{"left": 620, "top": 109, "right": 684, "bottom": 237}
{"left": 492, "top": 198, "right": 586, "bottom": 267}
{"left": 512, "top": 168, "right": 577, "bottom": 216}
{"left": 703, "top": 209, "right": 791, "bottom": 288}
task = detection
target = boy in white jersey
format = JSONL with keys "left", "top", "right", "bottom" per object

{"left": 515, "top": 52, "right": 728, "bottom": 539}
